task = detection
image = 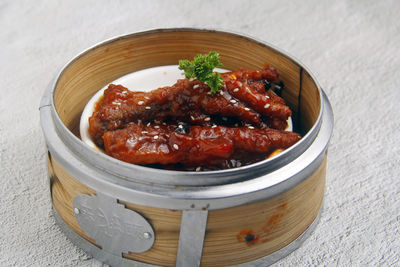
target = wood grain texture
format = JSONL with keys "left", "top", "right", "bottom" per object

{"left": 300, "top": 70, "right": 321, "bottom": 132}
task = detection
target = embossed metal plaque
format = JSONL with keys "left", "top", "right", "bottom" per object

{"left": 73, "top": 193, "right": 155, "bottom": 256}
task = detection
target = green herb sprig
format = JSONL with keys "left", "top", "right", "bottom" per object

{"left": 178, "top": 51, "right": 224, "bottom": 95}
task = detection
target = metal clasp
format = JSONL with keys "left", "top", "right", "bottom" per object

{"left": 73, "top": 192, "right": 155, "bottom": 256}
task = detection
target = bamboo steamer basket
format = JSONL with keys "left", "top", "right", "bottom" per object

{"left": 40, "top": 29, "right": 333, "bottom": 267}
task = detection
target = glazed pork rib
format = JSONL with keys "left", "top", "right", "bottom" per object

{"left": 103, "top": 124, "right": 301, "bottom": 166}
{"left": 89, "top": 66, "right": 291, "bottom": 146}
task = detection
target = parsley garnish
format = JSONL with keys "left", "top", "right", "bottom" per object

{"left": 178, "top": 51, "right": 224, "bottom": 95}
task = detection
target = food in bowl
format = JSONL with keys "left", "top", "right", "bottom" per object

{"left": 86, "top": 52, "right": 301, "bottom": 171}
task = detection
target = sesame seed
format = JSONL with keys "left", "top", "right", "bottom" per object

{"left": 204, "top": 117, "right": 211, "bottom": 121}
{"left": 266, "top": 95, "right": 270, "bottom": 99}
{"left": 147, "top": 122, "right": 151, "bottom": 127}
{"left": 162, "top": 122, "right": 167, "bottom": 125}
{"left": 212, "top": 125, "right": 217, "bottom": 128}
{"left": 112, "top": 101, "right": 121, "bottom": 105}
{"left": 189, "top": 78, "right": 195, "bottom": 82}
{"left": 191, "top": 116, "right": 195, "bottom": 121}
{"left": 233, "top": 88, "right": 239, "bottom": 92}
{"left": 173, "top": 144, "right": 179, "bottom": 150}
{"left": 178, "top": 124, "right": 184, "bottom": 129}
{"left": 234, "top": 123, "right": 239, "bottom": 127}
{"left": 230, "top": 99, "right": 237, "bottom": 104}
{"left": 153, "top": 135, "right": 159, "bottom": 140}
{"left": 220, "top": 91, "right": 224, "bottom": 95}
{"left": 193, "top": 84, "right": 200, "bottom": 89}
{"left": 264, "top": 103, "right": 270, "bottom": 109}
{"left": 154, "top": 125, "right": 160, "bottom": 129}
{"left": 141, "top": 131, "right": 148, "bottom": 134}
{"left": 275, "top": 85, "right": 281, "bottom": 89}
{"left": 138, "top": 101, "right": 144, "bottom": 105}
{"left": 244, "top": 107, "right": 250, "bottom": 111}
{"left": 196, "top": 166, "right": 202, "bottom": 172}
{"left": 145, "top": 106, "right": 151, "bottom": 110}
{"left": 248, "top": 126, "right": 255, "bottom": 129}
{"left": 144, "top": 96, "right": 150, "bottom": 100}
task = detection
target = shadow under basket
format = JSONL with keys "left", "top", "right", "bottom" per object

{"left": 40, "top": 29, "right": 333, "bottom": 267}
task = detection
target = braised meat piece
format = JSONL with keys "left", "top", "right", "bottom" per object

{"left": 220, "top": 67, "right": 280, "bottom": 84}
{"left": 103, "top": 124, "right": 301, "bottom": 167}
{"left": 89, "top": 66, "right": 291, "bottom": 145}
{"left": 88, "top": 66, "right": 301, "bottom": 170}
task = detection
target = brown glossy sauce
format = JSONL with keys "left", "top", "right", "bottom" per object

{"left": 88, "top": 66, "right": 301, "bottom": 171}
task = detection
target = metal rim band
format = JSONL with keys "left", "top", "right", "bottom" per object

{"left": 41, "top": 92, "right": 332, "bottom": 211}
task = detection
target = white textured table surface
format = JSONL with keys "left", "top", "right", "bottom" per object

{"left": 1, "top": 1, "right": 399, "bottom": 266}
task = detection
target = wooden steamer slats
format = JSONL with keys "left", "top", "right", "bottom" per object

{"left": 43, "top": 29, "right": 331, "bottom": 266}
{"left": 51, "top": 157, "right": 326, "bottom": 266}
